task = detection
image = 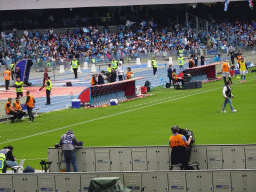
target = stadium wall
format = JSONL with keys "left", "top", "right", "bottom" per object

{"left": 0, "top": 0, "right": 242, "bottom": 11}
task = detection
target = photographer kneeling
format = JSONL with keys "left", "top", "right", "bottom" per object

{"left": 169, "top": 126, "right": 192, "bottom": 170}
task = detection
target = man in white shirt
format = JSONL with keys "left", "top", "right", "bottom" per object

{"left": 117, "top": 63, "right": 124, "bottom": 81}
{"left": 221, "top": 80, "right": 237, "bottom": 113}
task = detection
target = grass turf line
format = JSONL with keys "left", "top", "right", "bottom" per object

{"left": 0, "top": 74, "right": 255, "bottom": 169}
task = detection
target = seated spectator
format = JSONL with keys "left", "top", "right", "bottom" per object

{"left": 0, "top": 145, "right": 18, "bottom": 173}
{"left": 5, "top": 98, "right": 18, "bottom": 123}
{"left": 13, "top": 97, "right": 26, "bottom": 120}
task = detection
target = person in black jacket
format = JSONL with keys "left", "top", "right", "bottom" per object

{"left": 15, "top": 67, "right": 21, "bottom": 79}
{"left": 98, "top": 71, "right": 105, "bottom": 85}
{"left": 167, "top": 65, "right": 173, "bottom": 87}
{"left": 0, "top": 145, "right": 18, "bottom": 173}
{"left": 109, "top": 68, "right": 117, "bottom": 83}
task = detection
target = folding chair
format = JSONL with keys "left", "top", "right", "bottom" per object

{"left": 11, "top": 159, "right": 25, "bottom": 173}
{"left": 5, "top": 111, "right": 13, "bottom": 123}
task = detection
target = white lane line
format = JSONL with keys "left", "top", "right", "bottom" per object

{"left": 0, "top": 77, "right": 255, "bottom": 145}
{"left": 0, "top": 88, "right": 219, "bottom": 145}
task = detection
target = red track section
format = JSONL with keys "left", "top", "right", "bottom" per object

{"left": 0, "top": 86, "right": 87, "bottom": 100}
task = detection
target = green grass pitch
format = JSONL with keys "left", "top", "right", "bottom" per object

{"left": 1, "top": 73, "right": 255, "bottom": 169}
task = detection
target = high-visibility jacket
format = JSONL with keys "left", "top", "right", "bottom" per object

{"left": 240, "top": 62, "right": 246, "bottom": 71}
{"left": 111, "top": 61, "right": 118, "bottom": 69}
{"left": 222, "top": 62, "right": 229, "bottom": 72}
{"left": 5, "top": 102, "right": 12, "bottom": 114}
{"left": 91, "top": 59, "right": 96, "bottom": 64}
{"left": 189, "top": 59, "right": 195, "bottom": 67}
{"left": 15, "top": 81, "right": 24, "bottom": 92}
{"left": 152, "top": 60, "right": 157, "bottom": 68}
{"left": 72, "top": 60, "right": 78, "bottom": 68}
{"left": 46, "top": 62, "right": 51, "bottom": 67}
{"left": 178, "top": 57, "right": 184, "bottom": 65}
{"left": 126, "top": 71, "right": 133, "bottom": 80}
{"left": 179, "top": 50, "right": 184, "bottom": 57}
{"left": 10, "top": 63, "right": 15, "bottom": 71}
{"left": 172, "top": 72, "right": 179, "bottom": 81}
{"left": 107, "top": 67, "right": 111, "bottom": 73}
{"left": 169, "top": 134, "right": 186, "bottom": 148}
{"left": 3, "top": 70, "right": 11, "bottom": 80}
{"left": 26, "top": 95, "right": 34, "bottom": 108}
{"left": 13, "top": 101, "right": 21, "bottom": 111}
{"left": 46, "top": 80, "right": 52, "bottom": 91}
{"left": 91, "top": 76, "right": 96, "bottom": 85}
{"left": 237, "top": 55, "right": 242, "bottom": 63}
{"left": 0, "top": 153, "right": 6, "bottom": 173}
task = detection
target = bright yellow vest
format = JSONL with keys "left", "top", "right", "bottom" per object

{"left": 10, "top": 63, "right": 15, "bottom": 71}
{"left": 240, "top": 62, "right": 246, "bottom": 71}
{"left": 152, "top": 60, "right": 157, "bottom": 68}
{"left": 15, "top": 81, "right": 24, "bottom": 92}
{"left": 46, "top": 80, "right": 52, "bottom": 91}
{"left": 178, "top": 57, "right": 184, "bottom": 65}
{"left": 72, "top": 60, "right": 78, "bottom": 68}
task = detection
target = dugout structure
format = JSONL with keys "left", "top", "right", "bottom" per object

{"left": 78, "top": 77, "right": 145, "bottom": 107}
{"left": 178, "top": 63, "right": 222, "bottom": 82}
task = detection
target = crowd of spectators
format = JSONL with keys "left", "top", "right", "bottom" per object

{"left": 0, "top": 19, "right": 256, "bottom": 66}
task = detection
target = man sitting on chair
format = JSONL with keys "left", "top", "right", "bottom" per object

{"left": 172, "top": 69, "right": 185, "bottom": 87}
{"left": 13, "top": 97, "right": 26, "bottom": 120}
{"left": 0, "top": 145, "right": 18, "bottom": 173}
{"left": 5, "top": 98, "right": 19, "bottom": 123}
{"left": 169, "top": 126, "right": 192, "bottom": 170}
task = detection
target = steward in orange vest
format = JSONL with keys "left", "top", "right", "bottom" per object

{"left": 3, "top": 68, "right": 11, "bottom": 90}
{"left": 13, "top": 97, "right": 26, "bottom": 120}
{"left": 5, "top": 98, "right": 18, "bottom": 123}
{"left": 91, "top": 74, "right": 98, "bottom": 86}
{"left": 25, "top": 91, "right": 35, "bottom": 122}
{"left": 169, "top": 126, "right": 192, "bottom": 170}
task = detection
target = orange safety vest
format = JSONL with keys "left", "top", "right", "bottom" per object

{"left": 26, "top": 95, "right": 34, "bottom": 108}
{"left": 91, "top": 76, "right": 96, "bottom": 86}
{"left": 172, "top": 72, "right": 178, "bottom": 80}
{"left": 126, "top": 71, "right": 133, "bottom": 80}
{"left": 237, "top": 55, "right": 242, "bottom": 63}
{"left": 222, "top": 62, "right": 229, "bottom": 72}
{"left": 189, "top": 59, "right": 195, "bottom": 67}
{"left": 5, "top": 102, "right": 12, "bottom": 114}
{"left": 3, "top": 70, "right": 11, "bottom": 80}
{"left": 169, "top": 134, "right": 186, "bottom": 148}
{"left": 13, "top": 101, "right": 21, "bottom": 111}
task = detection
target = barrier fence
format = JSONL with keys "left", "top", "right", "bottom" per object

{"left": 48, "top": 144, "right": 256, "bottom": 173}
{"left": 0, "top": 169, "right": 256, "bottom": 191}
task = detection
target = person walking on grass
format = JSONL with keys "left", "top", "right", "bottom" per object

{"left": 221, "top": 80, "right": 237, "bottom": 113}
{"left": 25, "top": 91, "right": 35, "bottom": 122}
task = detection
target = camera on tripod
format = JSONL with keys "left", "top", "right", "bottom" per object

{"left": 40, "top": 160, "right": 52, "bottom": 166}
{"left": 40, "top": 160, "right": 52, "bottom": 173}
